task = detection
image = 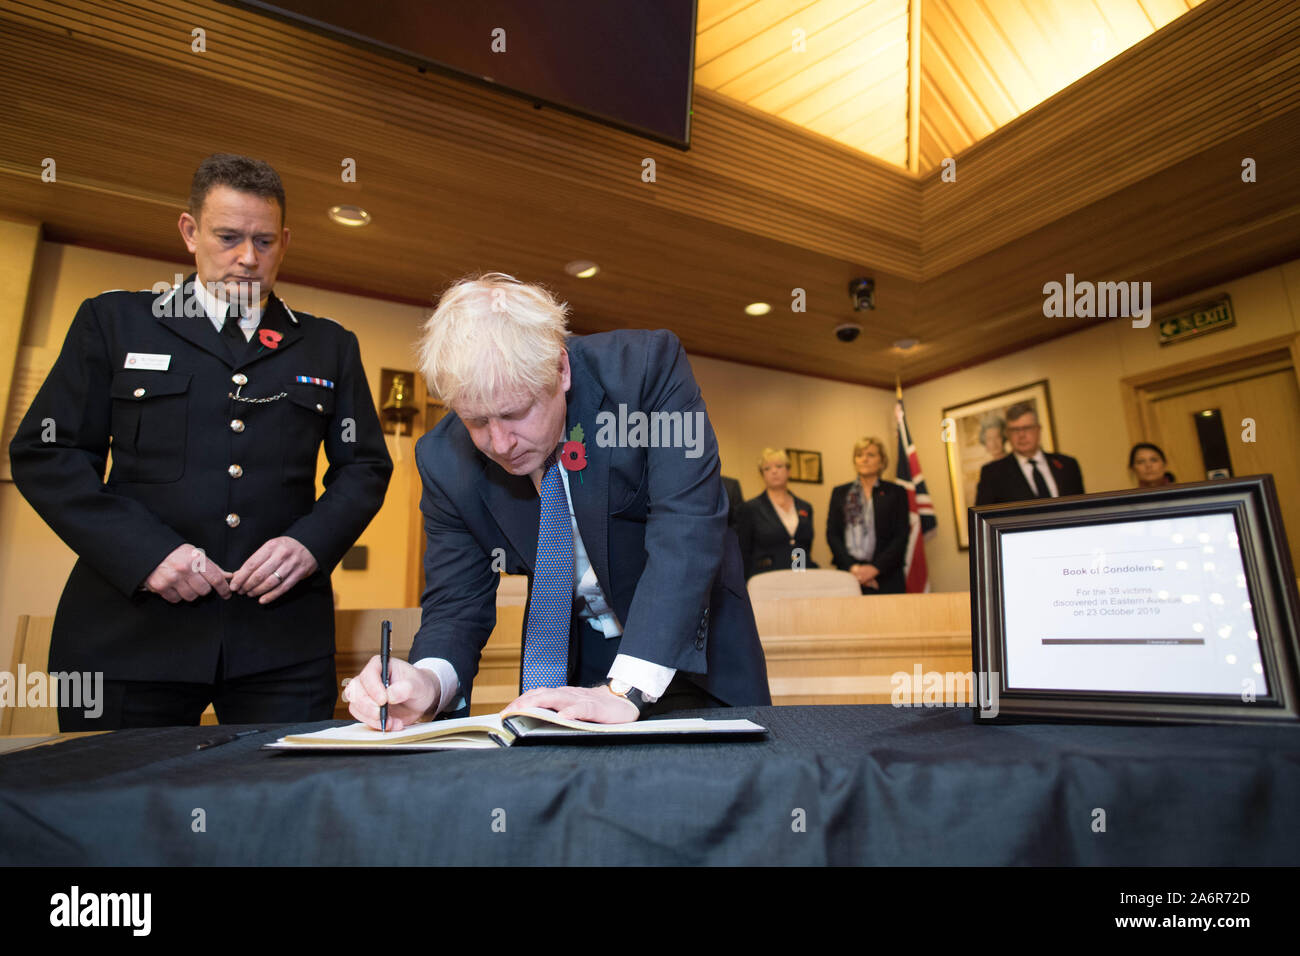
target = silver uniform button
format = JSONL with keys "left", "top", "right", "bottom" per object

{"left": 315, "top": 403, "right": 324, "bottom": 413}
{"left": 232, "top": 373, "right": 248, "bottom": 386}
{"left": 133, "top": 387, "right": 146, "bottom": 398}
{"left": 228, "top": 464, "right": 243, "bottom": 478}
{"left": 230, "top": 419, "right": 244, "bottom": 432}
{"left": 225, "top": 513, "right": 240, "bottom": 528}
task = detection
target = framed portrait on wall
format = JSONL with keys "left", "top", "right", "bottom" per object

{"left": 943, "top": 379, "right": 1057, "bottom": 550}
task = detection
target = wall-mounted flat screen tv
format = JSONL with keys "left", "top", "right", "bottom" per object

{"left": 227, "top": 0, "right": 697, "bottom": 148}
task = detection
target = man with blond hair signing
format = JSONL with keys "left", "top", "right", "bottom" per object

{"left": 345, "top": 274, "right": 769, "bottom": 725}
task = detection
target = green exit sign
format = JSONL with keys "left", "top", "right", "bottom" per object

{"left": 1158, "top": 295, "right": 1235, "bottom": 345}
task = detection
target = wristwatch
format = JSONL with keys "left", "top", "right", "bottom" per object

{"left": 603, "top": 678, "right": 655, "bottom": 716}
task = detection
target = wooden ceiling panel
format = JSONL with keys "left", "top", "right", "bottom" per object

{"left": 701, "top": 1, "right": 1207, "bottom": 173}
{"left": 937, "top": 2, "right": 1038, "bottom": 115}
{"left": 698, "top": 0, "right": 867, "bottom": 95}
{"left": 0, "top": 0, "right": 1295, "bottom": 388}
{"left": 696, "top": 0, "right": 822, "bottom": 64}
{"left": 798, "top": 47, "right": 908, "bottom": 135}
{"left": 1097, "top": 0, "right": 1162, "bottom": 49}
{"left": 921, "top": 0, "right": 1299, "bottom": 269}
{"left": 699, "top": 0, "right": 910, "bottom": 161}
{"left": 924, "top": 2, "right": 1020, "bottom": 132}
{"left": 697, "top": 0, "right": 763, "bottom": 34}
{"left": 711, "top": 1, "right": 898, "bottom": 109}
{"left": 1141, "top": 0, "right": 1198, "bottom": 25}
{"left": 753, "top": 16, "right": 906, "bottom": 122}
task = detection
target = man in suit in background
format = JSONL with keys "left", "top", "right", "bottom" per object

{"left": 345, "top": 273, "right": 769, "bottom": 727}
{"left": 721, "top": 475, "right": 744, "bottom": 531}
{"left": 974, "top": 402, "right": 1084, "bottom": 505}
{"left": 9, "top": 153, "right": 393, "bottom": 729}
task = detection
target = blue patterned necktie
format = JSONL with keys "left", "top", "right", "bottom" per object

{"left": 521, "top": 451, "right": 574, "bottom": 692}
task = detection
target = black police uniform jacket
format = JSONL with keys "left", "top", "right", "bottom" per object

{"left": 8, "top": 277, "right": 393, "bottom": 683}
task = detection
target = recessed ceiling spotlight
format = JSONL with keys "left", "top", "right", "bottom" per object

{"left": 564, "top": 260, "right": 599, "bottom": 278}
{"left": 893, "top": 337, "right": 920, "bottom": 350}
{"left": 745, "top": 302, "right": 771, "bottom": 316}
{"left": 328, "top": 204, "right": 371, "bottom": 227}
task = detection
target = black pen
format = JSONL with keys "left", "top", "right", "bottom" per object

{"left": 380, "top": 619, "right": 392, "bottom": 732}
{"left": 195, "top": 729, "right": 260, "bottom": 751}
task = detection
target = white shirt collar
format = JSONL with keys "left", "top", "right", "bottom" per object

{"left": 1014, "top": 449, "right": 1045, "bottom": 467}
{"left": 188, "top": 275, "right": 262, "bottom": 326}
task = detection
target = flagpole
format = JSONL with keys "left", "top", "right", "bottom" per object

{"left": 895, "top": 375, "right": 902, "bottom": 401}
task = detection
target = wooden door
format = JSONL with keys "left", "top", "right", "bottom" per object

{"left": 1146, "top": 363, "right": 1300, "bottom": 568}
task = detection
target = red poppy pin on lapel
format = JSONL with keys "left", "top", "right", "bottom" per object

{"left": 1051, "top": 458, "right": 1063, "bottom": 470}
{"left": 561, "top": 424, "right": 587, "bottom": 484}
{"left": 258, "top": 328, "right": 283, "bottom": 350}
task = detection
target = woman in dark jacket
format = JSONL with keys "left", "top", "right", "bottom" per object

{"left": 826, "top": 437, "right": 911, "bottom": 594}
{"left": 1129, "top": 442, "right": 1175, "bottom": 488}
{"left": 737, "top": 448, "right": 817, "bottom": 578}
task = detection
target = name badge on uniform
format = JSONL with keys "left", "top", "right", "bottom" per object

{"left": 124, "top": 352, "right": 171, "bottom": 370}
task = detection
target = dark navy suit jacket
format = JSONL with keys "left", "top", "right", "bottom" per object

{"left": 826, "top": 479, "right": 910, "bottom": 594}
{"left": 974, "top": 452, "right": 1085, "bottom": 505}
{"left": 410, "top": 330, "right": 771, "bottom": 712}
{"left": 737, "top": 492, "right": 817, "bottom": 578}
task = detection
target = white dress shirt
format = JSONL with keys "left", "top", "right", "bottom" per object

{"left": 415, "top": 459, "right": 677, "bottom": 715}
{"left": 1014, "top": 450, "right": 1059, "bottom": 498}
{"left": 189, "top": 276, "right": 261, "bottom": 340}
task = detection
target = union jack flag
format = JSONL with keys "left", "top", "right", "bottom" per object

{"left": 895, "top": 397, "right": 936, "bottom": 593}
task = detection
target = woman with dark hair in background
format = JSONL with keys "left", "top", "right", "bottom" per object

{"left": 827, "top": 437, "right": 910, "bottom": 594}
{"left": 1129, "top": 442, "right": 1175, "bottom": 487}
{"left": 737, "top": 448, "right": 817, "bottom": 578}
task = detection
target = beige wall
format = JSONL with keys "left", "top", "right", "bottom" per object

{"left": 0, "top": 219, "right": 40, "bottom": 463}
{"left": 0, "top": 240, "right": 899, "bottom": 671}
{"left": 908, "top": 259, "right": 1300, "bottom": 592}
{"left": 5, "top": 237, "right": 1298, "bottom": 671}
{"left": 694, "top": 353, "right": 896, "bottom": 568}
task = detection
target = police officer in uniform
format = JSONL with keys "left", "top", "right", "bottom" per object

{"left": 9, "top": 154, "right": 393, "bottom": 729}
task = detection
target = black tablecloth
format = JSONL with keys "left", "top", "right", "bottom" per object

{"left": 2, "top": 705, "right": 1297, "bottom": 865}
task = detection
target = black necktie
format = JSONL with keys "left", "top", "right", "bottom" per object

{"left": 1030, "top": 457, "right": 1053, "bottom": 498}
{"left": 221, "top": 304, "right": 247, "bottom": 362}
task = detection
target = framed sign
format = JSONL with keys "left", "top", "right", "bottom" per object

{"left": 1157, "top": 294, "right": 1235, "bottom": 346}
{"left": 943, "top": 379, "right": 1057, "bottom": 549}
{"left": 970, "top": 475, "right": 1300, "bottom": 725}
{"left": 785, "top": 448, "right": 823, "bottom": 484}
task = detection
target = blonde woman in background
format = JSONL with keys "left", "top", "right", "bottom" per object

{"left": 826, "top": 437, "right": 910, "bottom": 594}
{"left": 736, "top": 448, "right": 817, "bottom": 578}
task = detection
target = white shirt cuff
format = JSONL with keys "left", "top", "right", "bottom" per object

{"left": 607, "top": 655, "right": 676, "bottom": 702}
{"left": 413, "top": 657, "right": 462, "bottom": 715}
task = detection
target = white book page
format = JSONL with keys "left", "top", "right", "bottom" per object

{"left": 267, "top": 734, "right": 501, "bottom": 751}
{"left": 505, "top": 710, "right": 765, "bottom": 735}
{"left": 281, "top": 713, "right": 504, "bottom": 744}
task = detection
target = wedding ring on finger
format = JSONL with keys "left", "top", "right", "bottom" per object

{"left": 271, "top": 569, "right": 284, "bottom": 583}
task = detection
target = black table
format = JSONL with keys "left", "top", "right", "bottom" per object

{"left": 2, "top": 705, "right": 1297, "bottom": 865}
